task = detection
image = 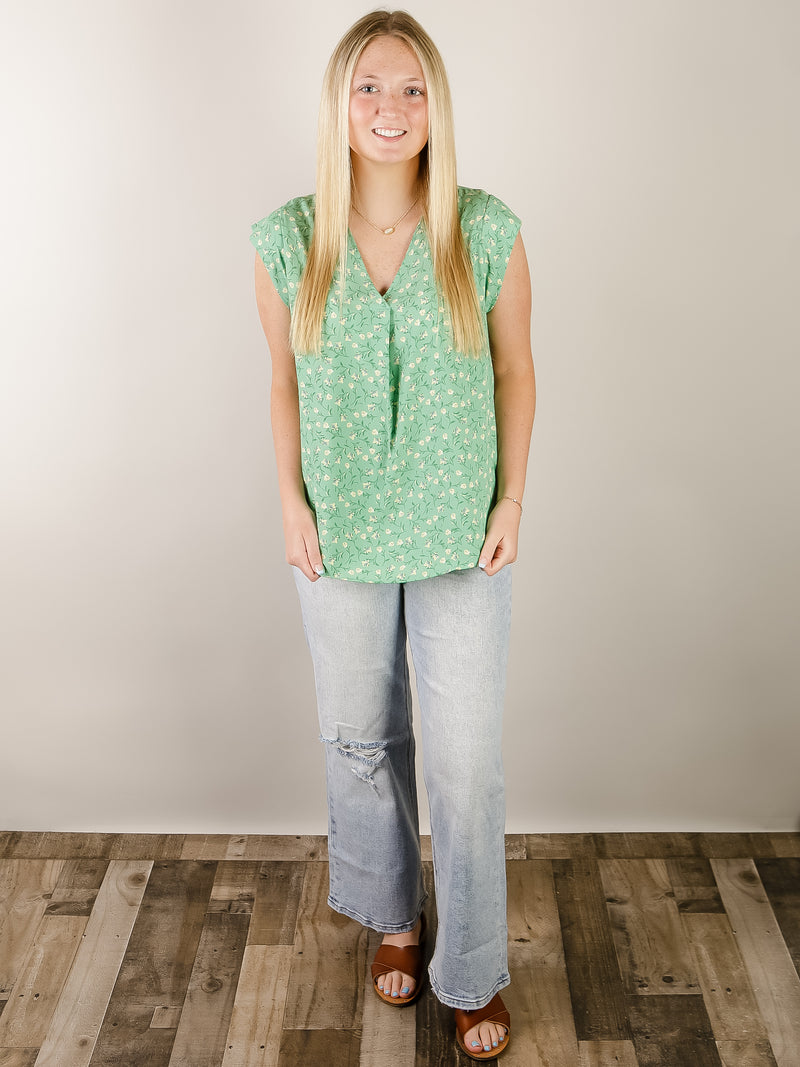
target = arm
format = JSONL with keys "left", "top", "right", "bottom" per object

{"left": 479, "top": 232, "right": 536, "bottom": 576}
{"left": 254, "top": 254, "right": 324, "bottom": 582}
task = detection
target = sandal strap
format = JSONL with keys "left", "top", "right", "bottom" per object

{"left": 371, "top": 942, "right": 422, "bottom": 982}
{"left": 455, "top": 993, "right": 510, "bottom": 1037}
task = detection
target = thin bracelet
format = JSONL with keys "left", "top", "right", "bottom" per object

{"left": 501, "top": 496, "right": 523, "bottom": 513}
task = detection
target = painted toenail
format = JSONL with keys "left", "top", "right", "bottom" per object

{"left": 401, "top": 986, "right": 409, "bottom": 994}
{"left": 471, "top": 1042, "right": 481, "bottom": 1048}
{"left": 493, "top": 1041, "right": 498, "bottom": 1047}
{"left": 392, "top": 991, "right": 399, "bottom": 997}
{"left": 484, "top": 1045, "right": 491, "bottom": 1052}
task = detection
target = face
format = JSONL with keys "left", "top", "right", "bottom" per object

{"left": 348, "top": 36, "right": 429, "bottom": 165}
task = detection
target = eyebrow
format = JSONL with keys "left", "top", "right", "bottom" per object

{"left": 355, "top": 73, "right": 425, "bottom": 81}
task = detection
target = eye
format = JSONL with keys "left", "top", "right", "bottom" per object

{"left": 357, "top": 84, "right": 378, "bottom": 93}
{"left": 407, "top": 87, "right": 424, "bottom": 96}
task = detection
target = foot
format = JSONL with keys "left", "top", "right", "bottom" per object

{"left": 462, "top": 1020, "right": 509, "bottom": 1055}
{"left": 374, "top": 917, "right": 423, "bottom": 1000}
{"left": 455, "top": 994, "right": 511, "bottom": 1059}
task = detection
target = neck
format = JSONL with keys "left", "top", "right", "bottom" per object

{"left": 350, "top": 154, "right": 422, "bottom": 224}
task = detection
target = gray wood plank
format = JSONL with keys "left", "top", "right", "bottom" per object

{"left": 769, "top": 834, "right": 800, "bottom": 858}
{"left": 0, "top": 915, "right": 85, "bottom": 1048}
{"left": 712, "top": 858, "right": 800, "bottom": 1067}
{"left": 246, "top": 862, "right": 305, "bottom": 947}
{"left": 166, "top": 910, "right": 250, "bottom": 1067}
{"left": 682, "top": 912, "right": 771, "bottom": 1045}
{"left": 699, "top": 835, "right": 776, "bottom": 859}
{"left": 0, "top": 861, "right": 65, "bottom": 998}
{"left": 716, "top": 1039, "right": 778, "bottom": 1066}
{"left": 208, "top": 862, "right": 260, "bottom": 915}
{"left": 220, "top": 945, "right": 293, "bottom": 1067}
{"left": 599, "top": 859, "right": 700, "bottom": 996}
{"left": 505, "top": 860, "right": 578, "bottom": 1066}
{"left": 34, "top": 860, "right": 152, "bottom": 1067}
{"left": 578, "top": 1041, "right": 639, "bottom": 1067}
{"left": 109, "top": 836, "right": 186, "bottom": 861}
{"left": 755, "top": 859, "right": 800, "bottom": 976}
{"left": 552, "top": 858, "right": 631, "bottom": 1040}
{"left": 88, "top": 860, "right": 217, "bottom": 1067}
{"left": 282, "top": 863, "right": 368, "bottom": 1030}
{"left": 278, "top": 1029, "right": 360, "bottom": 1066}
{"left": 0, "top": 1049, "right": 39, "bottom": 1067}
{"left": 46, "top": 860, "right": 109, "bottom": 917}
{"left": 627, "top": 995, "right": 723, "bottom": 1067}
{"left": 666, "top": 857, "right": 724, "bottom": 914}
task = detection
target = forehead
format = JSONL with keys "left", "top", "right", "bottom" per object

{"left": 353, "top": 36, "right": 424, "bottom": 80}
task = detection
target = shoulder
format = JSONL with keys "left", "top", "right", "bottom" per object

{"left": 250, "top": 193, "right": 316, "bottom": 250}
{"left": 457, "top": 186, "right": 521, "bottom": 243}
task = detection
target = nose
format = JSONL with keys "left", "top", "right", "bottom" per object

{"left": 376, "top": 89, "right": 402, "bottom": 115}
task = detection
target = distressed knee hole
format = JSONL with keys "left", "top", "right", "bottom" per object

{"left": 320, "top": 732, "right": 387, "bottom": 786}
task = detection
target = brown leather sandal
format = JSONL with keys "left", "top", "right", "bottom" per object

{"left": 370, "top": 913, "right": 427, "bottom": 1006}
{"left": 455, "top": 993, "right": 511, "bottom": 1060}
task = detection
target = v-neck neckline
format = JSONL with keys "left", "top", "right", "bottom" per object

{"left": 347, "top": 217, "right": 425, "bottom": 301}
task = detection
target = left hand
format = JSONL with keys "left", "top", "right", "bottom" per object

{"left": 478, "top": 498, "right": 522, "bottom": 576}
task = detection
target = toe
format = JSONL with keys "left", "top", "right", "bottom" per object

{"left": 485, "top": 1021, "right": 508, "bottom": 1049}
{"left": 464, "top": 1021, "right": 508, "bottom": 1053}
{"left": 395, "top": 970, "right": 414, "bottom": 998}
{"left": 378, "top": 970, "right": 415, "bottom": 999}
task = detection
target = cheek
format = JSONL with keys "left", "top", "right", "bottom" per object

{"left": 348, "top": 102, "right": 362, "bottom": 144}
{"left": 414, "top": 102, "right": 429, "bottom": 141}
{"left": 349, "top": 95, "right": 371, "bottom": 126}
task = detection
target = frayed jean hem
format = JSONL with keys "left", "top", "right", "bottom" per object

{"left": 327, "top": 893, "right": 427, "bottom": 934}
{"left": 428, "top": 966, "right": 511, "bottom": 1011}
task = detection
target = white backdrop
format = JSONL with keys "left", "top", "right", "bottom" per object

{"left": 1, "top": 0, "right": 798, "bottom": 833}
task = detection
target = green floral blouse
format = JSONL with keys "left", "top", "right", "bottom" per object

{"left": 250, "top": 186, "right": 521, "bottom": 583}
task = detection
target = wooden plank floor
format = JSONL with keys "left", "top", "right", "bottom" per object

{"left": 0, "top": 832, "right": 799, "bottom": 1066}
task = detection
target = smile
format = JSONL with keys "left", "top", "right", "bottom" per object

{"left": 372, "top": 127, "right": 406, "bottom": 139}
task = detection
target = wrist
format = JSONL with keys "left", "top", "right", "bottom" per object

{"left": 281, "top": 490, "right": 312, "bottom": 516}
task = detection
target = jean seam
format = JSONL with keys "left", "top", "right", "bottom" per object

{"left": 427, "top": 966, "right": 511, "bottom": 1011}
{"left": 328, "top": 892, "right": 428, "bottom": 934}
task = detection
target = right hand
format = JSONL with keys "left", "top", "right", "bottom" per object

{"left": 283, "top": 501, "right": 324, "bottom": 582}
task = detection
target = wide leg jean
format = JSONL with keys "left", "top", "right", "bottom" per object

{"left": 292, "top": 564, "right": 512, "bottom": 1010}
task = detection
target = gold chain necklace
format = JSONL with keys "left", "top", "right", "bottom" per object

{"left": 352, "top": 195, "right": 420, "bottom": 236}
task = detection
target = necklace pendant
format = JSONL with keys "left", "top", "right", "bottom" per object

{"left": 383, "top": 226, "right": 395, "bottom": 235}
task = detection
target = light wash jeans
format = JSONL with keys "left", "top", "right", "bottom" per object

{"left": 292, "top": 564, "right": 512, "bottom": 1010}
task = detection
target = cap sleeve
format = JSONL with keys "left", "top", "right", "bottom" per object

{"left": 480, "top": 193, "right": 522, "bottom": 313}
{"left": 249, "top": 208, "right": 291, "bottom": 309}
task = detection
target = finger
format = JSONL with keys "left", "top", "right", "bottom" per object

{"left": 478, "top": 533, "right": 501, "bottom": 573}
{"left": 484, "top": 534, "right": 516, "bottom": 576}
{"left": 287, "top": 540, "right": 321, "bottom": 582}
{"left": 290, "top": 556, "right": 319, "bottom": 582}
{"left": 305, "top": 532, "right": 325, "bottom": 578}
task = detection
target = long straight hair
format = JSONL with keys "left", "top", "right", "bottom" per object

{"left": 290, "top": 9, "right": 484, "bottom": 357}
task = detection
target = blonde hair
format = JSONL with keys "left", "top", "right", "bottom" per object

{"left": 290, "top": 9, "right": 484, "bottom": 357}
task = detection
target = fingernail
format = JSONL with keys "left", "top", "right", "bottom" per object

{"left": 315, "top": 565, "right": 324, "bottom": 575}
{"left": 401, "top": 986, "right": 410, "bottom": 994}
{"left": 478, "top": 559, "right": 487, "bottom": 570}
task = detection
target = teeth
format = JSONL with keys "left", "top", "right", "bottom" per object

{"left": 374, "top": 128, "right": 405, "bottom": 137}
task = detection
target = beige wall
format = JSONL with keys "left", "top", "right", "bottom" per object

{"left": 1, "top": 1, "right": 798, "bottom": 833}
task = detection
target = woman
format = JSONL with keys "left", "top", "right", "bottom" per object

{"left": 251, "top": 10, "right": 534, "bottom": 1060}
